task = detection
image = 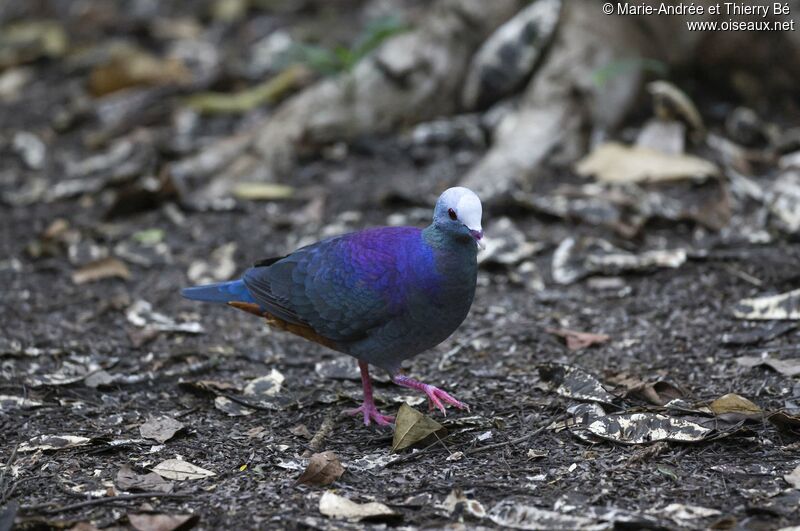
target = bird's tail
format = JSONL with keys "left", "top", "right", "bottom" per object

{"left": 181, "top": 279, "right": 256, "bottom": 304}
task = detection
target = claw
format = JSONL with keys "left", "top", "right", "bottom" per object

{"left": 393, "top": 374, "right": 469, "bottom": 415}
{"left": 344, "top": 403, "right": 395, "bottom": 426}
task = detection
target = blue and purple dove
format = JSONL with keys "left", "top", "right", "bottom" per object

{"left": 182, "top": 187, "right": 483, "bottom": 426}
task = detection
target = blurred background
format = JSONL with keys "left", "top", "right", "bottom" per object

{"left": 2, "top": 0, "right": 800, "bottom": 528}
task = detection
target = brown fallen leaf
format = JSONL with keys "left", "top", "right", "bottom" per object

{"left": 139, "top": 416, "right": 185, "bottom": 443}
{"left": 72, "top": 256, "right": 130, "bottom": 284}
{"left": 116, "top": 465, "right": 174, "bottom": 493}
{"left": 392, "top": 404, "right": 446, "bottom": 452}
{"left": 546, "top": 328, "right": 610, "bottom": 351}
{"left": 128, "top": 512, "right": 198, "bottom": 531}
{"left": 606, "top": 372, "right": 684, "bottom": 406}
{"left": 709, "top": 393, "right": 762, "bottom": 420}
{"left": 89, "top": 47, "right": 191, "bottom": 97}
{"left": 294, "top": 451, "right": 344, "bottom": 487}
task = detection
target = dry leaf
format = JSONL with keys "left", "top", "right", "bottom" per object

{"left": 151, "top": 459, "right": 215, "bottom": 481}
{"left": 116, "top": 465, "right": 174, "bottom": 493}
{"left": 139, "top": 416, "right": 184, "bottom": 443}
{"left": 576, "top": 142, "right": 718, "bottom": 183}
{"left": 606, "top": 372, "right": 684, "bottom": 406}
{"left": 546, "top": 328, "right": 610, "bottom": 350}
{"left": 586, "top": 413, "right": 713, "bottom": 445}
{"left": 769, "top": 411, "right": 800, "bottom": 433}
{"left": 785, "top": 465, "right": 800, "bottom": 489}
{"left": 709, "top": 393, "right": 761, "bottom": 420}
{"left": 18, "top": 434, "right": 92, "bottom": 452}
{"left": 318, "top": 491, "right": 395, "bottom": 521}
{"left": 89, "top": 47, "right": 191, "bottom": 96}
{"left": 295, "top": 451, "right": 344, "bottom": 487}
{"left": 214, "top": 396, "right": 254, "bottom": 416}
{"left": 538, "top": 363, "right": 617, "bottom": 405}
{"left": 0, "top": 395, "right": 45, "bottom": 410}
{"left": 392, "top": 404, "right": 446, "bottom": 452}
{"left": 289, "top": 424, "right": 312, "bottom": 439}
{"left": 733, "top": 288, "right": 800, "bottom": 320}
{"left": 243, "top": 369, "right": 284, "bottom": 398}
{"left": 72, "top": 256, "right": 130, "bottom": 284}
{"left": 488, "top": 500, "right": 598, "bottom": 530}
{"left": 441, "top": 488, "right": 486, "bottom": 518}
{"left": 232, "top": 183, "right": 294, "bottom": 201}
{"left": 128, "top": 513, "right": 198, "bottom": 531}
{"left": 736, "top": 355, "right": 800, "bottom": 377}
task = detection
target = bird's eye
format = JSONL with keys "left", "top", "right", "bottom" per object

{"left": 448, "top": 208, "right": 457, "bottom": 220}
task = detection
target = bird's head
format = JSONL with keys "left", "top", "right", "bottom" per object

{"left": 432, "top": 187, "right": 484, "bottom": 248}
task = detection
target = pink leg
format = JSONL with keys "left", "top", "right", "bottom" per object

{"left": 392, "top": 374, "right": 469, "bottom": 415}
{"left": 343, "top": 361, "right": 395, "bottom": 426}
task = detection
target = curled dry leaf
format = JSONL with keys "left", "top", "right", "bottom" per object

{"left": 318, "top": 491, "right": 396, "bottom": 521}
{"left": 72, "top": 256, "right": 131, "bottom": 284}
{"left": 546, "top": 328, "right": 610, "bottom": 351}
{"left": 768, "top": 411, "right": 800, "bottom": 433}
{"left": 606, "top": 372, "right": 684, "bottom": 406}
{"left": 709, "top": 393, "right": 762, "bottom": 420}
{"left": 139, "top": 416, "right": 185, "bottom": 443}
{"left": 538, "top": 363, "right": 617, "bottom": 406}
{"left": 116, "top": 465, "right": 174, "bottom": 493}
{"left": 128, "top": 512, "right": 198, "bottom": 531}
{"left": 586, "top": 413, "right": 713, "bottom": 445}
{"left": 733, "top": 288, "right": 800, "bottom": 320}
{"left": 392, "top": 404, "right": 446, "bottom": 452}
{"left": 736, "top": 355, "right": 800, "bottom": 377}
{"left": 151, "top": 459, "right": 215, "bottom": 481}
{"left": 18, "top": 434, "right": 92, "bottom": 452}
{"left": 294, "top": 451, "right": 344, "bottom": 487}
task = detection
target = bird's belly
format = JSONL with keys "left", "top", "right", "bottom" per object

{"left": 346, "top": 282, "right": 475, "bottom": 373}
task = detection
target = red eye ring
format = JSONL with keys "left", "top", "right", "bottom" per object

{"left": 448, "top": 208, "right": 457, "bottom": 220}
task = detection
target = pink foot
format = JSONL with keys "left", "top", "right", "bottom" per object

{"left": 392, "top": 375, "right": 470, "bottom": 415}
{"left": 344, "top": 402, "right": 395, "bottom": 427}
{"left": 346, "top": 360, "right": 394, "bottom": 427}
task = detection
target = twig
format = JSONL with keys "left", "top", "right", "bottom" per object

{"left": 302, "top": 411, "right": 341, "bottom": 457}
{"left": 0, "top": 444, "right": 18, "bottom": 505}
{"left": 464, "top": 415, "right": 565, "bottom": 456}
{"left": 19, "top": 492, "right": 194, "bottom": 515}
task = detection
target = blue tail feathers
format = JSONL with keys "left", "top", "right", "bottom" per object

{"left": 181, "top": 279, "right": 256, "bottom": 304}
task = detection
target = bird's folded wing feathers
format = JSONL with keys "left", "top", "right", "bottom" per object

{"left": 243, "top": 235, "right": 406, "bottom": 343}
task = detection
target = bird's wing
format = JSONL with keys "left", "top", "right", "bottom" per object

{"left": 243, "top": 229, "right": 419, "bottom": 343}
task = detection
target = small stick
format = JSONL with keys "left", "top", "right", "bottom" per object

{"left": 464, "top": 415, "right": 565, "bottom": 456}
{"left": 20, "top": 492, "right": 193, "bottom": 515}
{"left": 302, "top": 411, "right": 341, "bottom": 457}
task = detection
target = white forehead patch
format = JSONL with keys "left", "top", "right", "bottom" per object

{"left": 440, "top": 186, "right": 482, "bottom": 231}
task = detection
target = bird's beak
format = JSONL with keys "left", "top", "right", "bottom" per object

{"left": 469, "top": 229, "right": 485, "bottom": 250}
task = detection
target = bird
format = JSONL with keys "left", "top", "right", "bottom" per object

{"left": 181, "top": 186, "right": 483, "bottom": 426}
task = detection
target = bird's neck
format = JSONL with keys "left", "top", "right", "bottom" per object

{"left": 422, "top": 224, "right": 476, "bottom": 255}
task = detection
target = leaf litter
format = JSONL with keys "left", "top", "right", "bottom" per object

{"left": 294, "top": 451, "right": 344, "bottom": 487}
{"left": 392, "top": 404, "right": 447, "bottom": 452}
